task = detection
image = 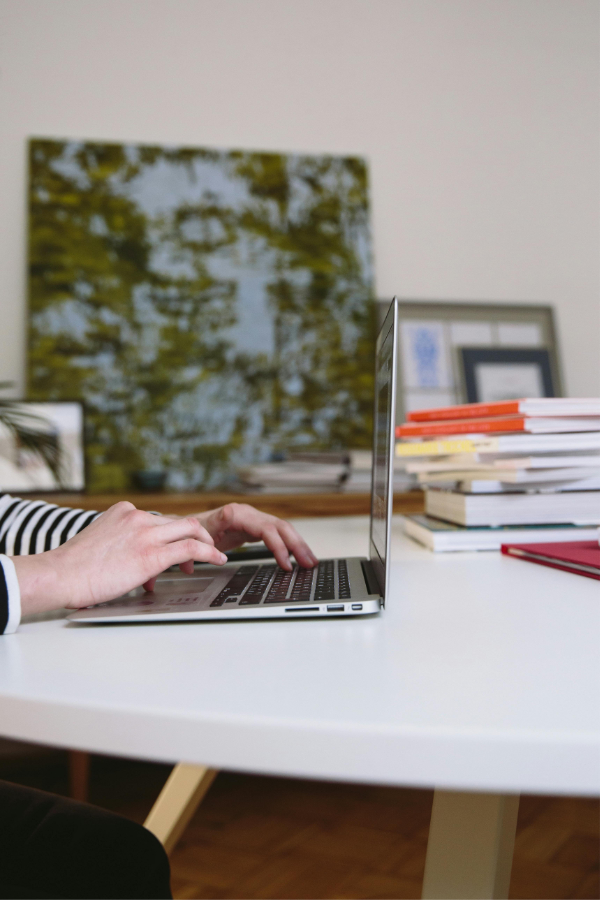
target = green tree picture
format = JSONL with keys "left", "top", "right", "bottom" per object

{"left": 27, "top": 139, "right": 375, "bottom": 492}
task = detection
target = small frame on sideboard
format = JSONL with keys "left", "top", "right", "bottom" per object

{"left": 0, "top": 400, "right": 85, "bottom": 493}
{"left": 377, "top": 299, "right": 562, "bottom": 424}
{"left": 459, "top": 347, "right": 556, "bottom": 403}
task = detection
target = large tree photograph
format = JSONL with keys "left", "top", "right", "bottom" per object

{"left": 27, "top": 139, "right": 375, "bottom": 492}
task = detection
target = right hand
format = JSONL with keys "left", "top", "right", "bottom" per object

{"left": 11, "top": 501, "right": 228, "bottom": 616}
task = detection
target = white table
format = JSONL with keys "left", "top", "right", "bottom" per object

{"left": 0, "top": 516, "right": 598, "bottom": 898}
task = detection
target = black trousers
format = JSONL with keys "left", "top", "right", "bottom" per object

{"left": 0, "top": 781, "right": 171, "bottom": 899}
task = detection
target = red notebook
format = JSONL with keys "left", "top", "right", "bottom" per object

{"left": 501, "top": 541, "right": 600, "bottom": 581}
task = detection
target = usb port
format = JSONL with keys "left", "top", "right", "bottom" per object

{"left": 327, "top": 604, "right": 344, "bottom": 612}
{"left": 351, "top": 603, "right": 363, "bottom": 611}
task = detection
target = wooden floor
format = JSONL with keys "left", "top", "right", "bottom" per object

{"left": 1, "top": 753, "right": 597, "bottom": 899}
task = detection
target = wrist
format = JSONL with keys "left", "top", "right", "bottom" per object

{"left": 11, "top": 553, "right": 61, "bottom": 616}
{"left": 194, "top": 510, "right": 213, "bottom": 531}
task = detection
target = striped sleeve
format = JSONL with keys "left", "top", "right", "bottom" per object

{"left": 0, "top": 493, "right": 100, "bottom": 557}
{"left": 0, "top": 555, "right": 21, "bottom": 634}
{"left": 0, "top": 493, "right": 101, "bottom": 635}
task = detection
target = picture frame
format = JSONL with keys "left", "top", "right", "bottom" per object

{"left": 377, "top": 299, "right": 562, "bottom": 424}
{"left": 0, "top": 401, "right": 86, "bottom": 493}
{"left": 459, "top": 347, "right": 555, "bottom": 403}
{"left": 28, "top": 138, "right": 375, "bottom": 493}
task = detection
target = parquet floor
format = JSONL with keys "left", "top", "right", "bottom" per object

{"left": 2, "top": 753, "right": 598, "bottom": 900}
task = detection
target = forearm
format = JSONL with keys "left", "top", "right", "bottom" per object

{"left": 0, "top": 493, "right": 99, "bottom": 556}
{"left": 0, "top": 544, "right": 63, "bottom": 630}
{"left": 0, "top": 493, "right": 100, "bottom": 631}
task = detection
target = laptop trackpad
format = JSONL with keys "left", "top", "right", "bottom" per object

{"left": 74, "top": 570, "right": 231, "bottom": 617}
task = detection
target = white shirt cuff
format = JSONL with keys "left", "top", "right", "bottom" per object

{"left": 0, "top": 555, "right": 21, "bottom": 634}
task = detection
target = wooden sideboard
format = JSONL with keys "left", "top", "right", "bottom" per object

{"left": 26, "top": 491, "right": 425, "bottom": 519}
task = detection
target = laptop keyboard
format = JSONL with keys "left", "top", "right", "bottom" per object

{"left": 209, "top": 559, "right": 351, "bottom": 608}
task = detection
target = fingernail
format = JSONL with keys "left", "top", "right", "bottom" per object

{"left": 220, "top": 553, "right": 228, "bottom": 563}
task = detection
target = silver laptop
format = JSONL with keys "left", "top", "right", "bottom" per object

{"left": 68, "top": 298, "right": 399, "bottom": 625}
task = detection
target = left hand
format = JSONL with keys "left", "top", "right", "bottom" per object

{"left": 195, "top": 503, "right": 318, "bottom": 571}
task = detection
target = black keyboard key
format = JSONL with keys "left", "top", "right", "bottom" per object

{"left": 337, "top": 559, "right": 351, "bottom": 598}
{"left": 243, "top": 565, "right": 276, "bottom": 596}
{"left": 209, "top": 568, "right": 259, "bottom": 607}
{"left": 313, "top": 559, "right": 336, "bottom": 601}
{"left": 289, "top": 566, "right": 315, "bottom": 601}
{"left": 264, "top": 567, "right": 296, "bottom": 603}
{"left": 314, "top": 589, "right": 335, "bottom": 601}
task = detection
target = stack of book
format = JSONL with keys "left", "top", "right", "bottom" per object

{"left": 238, "top": 450, "right": 415, "bottom": 495}
{"left": 395, "top": 398, "right": 600, "bottom": 551}
{"left": 342, "top": 451, "right": 414, "bottom": 493}
{"left": 237, "top": 453, "right": 350, "bottom": 493}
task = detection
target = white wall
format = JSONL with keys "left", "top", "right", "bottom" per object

{"left": 0, "top": 0, "right": 598, "bottom": 396}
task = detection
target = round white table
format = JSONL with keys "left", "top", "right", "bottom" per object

{"left": 1, "top": 516, "right": 598, "bottom": 898}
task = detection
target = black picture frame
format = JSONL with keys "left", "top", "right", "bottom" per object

{"left": 460, "top": 348, "right": 556, "bottom": 404}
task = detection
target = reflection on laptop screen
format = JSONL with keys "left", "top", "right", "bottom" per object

{"left": 369, "top": 299, "right": 397, "bottom": 596}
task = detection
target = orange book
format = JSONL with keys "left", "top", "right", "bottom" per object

{"left": 407, "top": 398, "right": 600, "bottom": 422}
{"left": 395, "top": 416, "right": 600, "bottom": 439}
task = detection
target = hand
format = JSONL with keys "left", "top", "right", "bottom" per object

{"left": 11, "top": 501, "right": 228, "bottom": 616}
{"left": 195, "top": 503, "right": 318, "bottom": 571}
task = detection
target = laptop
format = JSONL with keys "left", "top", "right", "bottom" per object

{"left": 68, "top": 298, "right": 399, "bottom": 625}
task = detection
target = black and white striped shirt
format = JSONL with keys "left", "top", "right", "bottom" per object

{"left": 0, "top": 494, "right": 100, "bottom": 634}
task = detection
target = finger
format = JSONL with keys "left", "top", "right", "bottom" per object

{"left": 277, "top": 521, "right": 318, "bottom": 567}
{"left": 154, "top": 516, "right": 215, "bottom": 546}
{"left": 159, "top": 538, "right": 227, "bottom": 571}
{"left": 144, "top": 558, "right": 194, "bottom": 590}
{"left": 259, "top": 524, "right": 293, "bottom": 570}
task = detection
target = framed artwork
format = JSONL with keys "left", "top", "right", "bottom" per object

{"left": 27, "top": 139, "right": 375, "bottom": 493}
{"left": 0, "top": 401, "right": 85, "bottom": 492}
{"left": 459, "top": 348, "right": 555, "bottom": 403}
{"left": 377, "top": 300, "right": 562, "bottom": 424}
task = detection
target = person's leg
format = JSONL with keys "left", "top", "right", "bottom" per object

{"left": 0, "top": 780, "right": 171, "bottom": 899}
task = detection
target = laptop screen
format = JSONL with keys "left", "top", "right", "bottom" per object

{"left": 369, "top": 298, "right": 398, "bottom": 598}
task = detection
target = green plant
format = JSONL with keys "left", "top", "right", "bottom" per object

{"left": 0, "top": 383, "right": 63, "bottom": 486}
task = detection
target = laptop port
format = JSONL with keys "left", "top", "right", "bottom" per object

{"left": 327, "top": 605, "right": 344, "bottom": 612}
{"left": 285, "top": 607, "right": 319, "bottom": 613}
{"left": 351, "top": 603, "right": 363, "bottom": 611}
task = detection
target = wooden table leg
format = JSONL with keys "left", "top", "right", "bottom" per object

{"left": 421, "top": 789, "right": 520, "bottom": 899}
{"left": 68, "top": 750, "right": 90, "bottom": 802}
{"left": 144, "top": 763, "right": 218, "bottom": 854}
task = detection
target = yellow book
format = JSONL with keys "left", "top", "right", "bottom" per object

{"left": 395, "top": 438, "right": 479, "bottom": 457}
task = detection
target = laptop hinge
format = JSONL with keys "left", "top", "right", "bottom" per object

{"left": 361, "top": 559, "right": 382, "bottom": 603}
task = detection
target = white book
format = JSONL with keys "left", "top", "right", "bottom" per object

{"left": 490, "top": 454, "right": 600, "bottom": 469}
{"left": 473, "top": 432, "right": 600, "bottom": 453}
{"left": 405, "top": 453, "right": 600, "bottom": 473}
{"left": 396, "top": 431, "right": 600, "bottom": 458}
{"left": 418, "top": 467, "right": 600, "bottom": 484}
{"left": 458, "top": 475, "right": 600, "bottom": 493}
{"left": 402, "top": 514, "right": 600, "bottom": 552}
{"left": 237, "top": 461, "right": 347, "bottom": 490}
{"left": 425, "top": 487, "right": 600, "bottom": 527}
{"left": 485, "top": 398, "right": 600, "bottom": 416}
